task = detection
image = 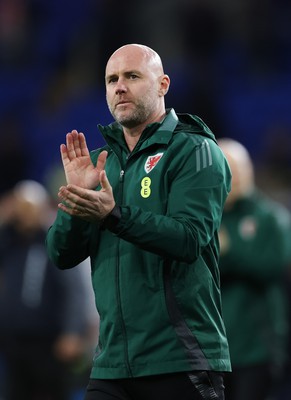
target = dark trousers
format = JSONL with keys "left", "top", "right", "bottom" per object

{"left": 84, "top": 371, "right": 225, "bottom": 400}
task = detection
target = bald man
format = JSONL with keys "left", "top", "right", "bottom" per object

{"left": 217, "top": 138, "right": 255, "bottom": 211}
{"left": 218, "top": 139, "right": 291, "bottom": 400}
{"left": 46, "top": 44, "right": 232, "bottom": 400}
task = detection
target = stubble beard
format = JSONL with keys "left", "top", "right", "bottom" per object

{"left": 108, "top": 95, "right": 157, "bottom": 129}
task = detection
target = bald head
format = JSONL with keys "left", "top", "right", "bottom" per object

{"left": 106, "top": 44, "right": 165, "bottom": 77}
{"left": 12, "top": 180, "right": 50, "bottom": 232}
{"left": 218, "top": 138, "right": 255, "bottom": 206}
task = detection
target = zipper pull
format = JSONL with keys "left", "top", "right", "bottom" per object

{"left": 119, "top": 170, "right": 125, "bottom": 182}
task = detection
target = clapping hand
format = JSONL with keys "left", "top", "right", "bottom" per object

{"left": 60, "top": 130, "right": 107, "bottom": 189}
{"left": 58, "top": 130, "right": 115, "bottom": 222}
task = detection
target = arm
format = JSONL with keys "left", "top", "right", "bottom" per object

{"left": 46, "top": 130, "right": 107, "bottom": 269}
{"left": 46, "top": 209, "right": 94, "bottom": 269}
{"left": 108, "top": 158, "right": 228, "bottom": 262}
{"left": 57, "top": 141, "right": 229, "bottom": 263}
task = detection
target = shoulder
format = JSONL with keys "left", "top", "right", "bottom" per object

{"left": 171, "top": 128, "right": 228, "bottom": 172}
{"left": 173, "top": 114, "right": 223, "bottom": 160}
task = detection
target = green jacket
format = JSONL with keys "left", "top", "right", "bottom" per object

{"left": 219, "top": 191, "right": 291, "bottom": 368}
{"left": 46, "top": 109, "right": 232, "bottom": 378}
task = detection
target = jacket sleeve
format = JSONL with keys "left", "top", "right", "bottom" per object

{"left": 46, "top": 209, "right": 94, "bottom": 269}
{"left": 106, "top": 140, "right": 231, "bottom": 263}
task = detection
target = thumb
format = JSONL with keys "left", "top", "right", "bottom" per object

{"left": 100, "top": 170, "right": 111, "bottom": 191}
{"left": 96, "top": 150, "right": 108, "bottom": 172}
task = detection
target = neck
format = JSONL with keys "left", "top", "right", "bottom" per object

{"left": 123, "top": 127, "right": 144, "bottom": 152}
{"left": 123, "top": 110, "right": 166, "bottom": 152}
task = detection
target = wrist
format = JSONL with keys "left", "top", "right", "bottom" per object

{"left": 100, "top": 205, "right": 121, "bottom": 231}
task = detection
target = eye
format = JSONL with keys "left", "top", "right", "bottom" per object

{"left": 107, "top": 76, "right": 118, "bottom": 84}
{"left": 129, "top": 74, "right": 138, "bottom": 80}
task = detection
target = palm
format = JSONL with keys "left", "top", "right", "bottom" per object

{"left": 64, "top": 155, "right": 100, "bottom": 189}
{"left": 61, "top": 130, "right": 107, "bottom": 189}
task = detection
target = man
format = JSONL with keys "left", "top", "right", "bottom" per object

{"left": 46, "top": 43, "right": 232, "bottom": 400}
{"left": 217, "top": 138, "right": 291, "bottom": 400}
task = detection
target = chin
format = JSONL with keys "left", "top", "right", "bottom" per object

{"left": 115, "top": 113, "right": 137, "bottom": 128}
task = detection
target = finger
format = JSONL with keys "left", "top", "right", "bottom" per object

{"left": 58, "top": 186, "right": 94, "bottom": 218}
{"left": 58, "top": 201, "right": 81, "bottom": 216}
{"left": 58, "top": 186, "right": 76, "bottom": 208}
{"left": 60, "top": 185, "right": 92, "bottom": 207}
{"left": 96, "top": 150, "right": 108, "bottom": 172}
{"left": 100, "top": 170, "right": 111, "bottom": 191}
{"left": 58, "top": 190, "right": 84, "bottom": 213}
{"left": 60, "top": 144, "right": 70, "bottom": 168}
{"left": 66, "top": 184, "right": 88, "bottom": 198}
{"left": 79, "top": 132, "right": 90, "bottom": 157}
{"left": 66, "top": 131, "right": 77, "bottom": 159}
{"left": 58, "top": 201, "right": 92, "bottom": 221}
{"left": 73, "top": 130, "right": 82, "bottom": 157}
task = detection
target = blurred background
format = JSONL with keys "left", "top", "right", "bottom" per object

{"left": 0, "top": 0, "right": 291, "bottom": 399}
{"left": 0, "top": 0, "right": 290, "bottom": 206}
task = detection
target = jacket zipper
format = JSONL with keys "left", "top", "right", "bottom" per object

{"left": 116, "top": 168, "right": 133, "bottom": 377}
{"left": 119, "top": 169, "right": 125, "bottom": 182}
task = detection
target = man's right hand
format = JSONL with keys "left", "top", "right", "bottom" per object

{"left": 60, "top": 130, "right": 107, "bottom": 189}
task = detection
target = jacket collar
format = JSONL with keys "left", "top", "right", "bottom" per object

{"left": 97, "top": 108, "right": 217, "bottom": 153}
{"left": 97, "top": 108, "right": 178, "bottom": 149}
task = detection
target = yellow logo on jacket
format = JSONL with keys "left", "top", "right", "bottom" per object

{"left": 140, "top": 177, "right": 151, "bottom": 198}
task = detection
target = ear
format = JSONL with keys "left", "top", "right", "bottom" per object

{"left": 158, "top": 74, "right": 170, "bottom": 97}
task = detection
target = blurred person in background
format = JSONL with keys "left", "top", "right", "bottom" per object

{"left": 0, "top": 180, "right": 97, "bottom": 400}
{"left": 217, "top": 138, "right": 291, "bottom": 400}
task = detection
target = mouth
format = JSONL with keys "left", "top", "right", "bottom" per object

{"left": 116, "top": 100, "right": 132, "bottom": 107}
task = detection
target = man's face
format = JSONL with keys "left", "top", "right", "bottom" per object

{"left": 105, "top": 48, "right": 161, "bottom": 128}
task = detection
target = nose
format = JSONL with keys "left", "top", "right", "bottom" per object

{"left": 115, "top": 78, "right": 127, "bottom": 95}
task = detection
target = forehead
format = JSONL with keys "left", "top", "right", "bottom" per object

{"left": 105, "top": 47, "right": 150, "bottom": 76}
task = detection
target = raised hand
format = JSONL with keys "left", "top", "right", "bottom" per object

{"left": 58, "top": 170, "right": 115, "bottom": 222}
{"left": 60, "top": 130, "right": 107, "bottom": 189}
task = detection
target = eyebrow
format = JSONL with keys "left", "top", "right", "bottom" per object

{"left": 106, "top": 70, "right": 142, "bottom": 83}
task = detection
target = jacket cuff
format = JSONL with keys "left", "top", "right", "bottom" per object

{"left": 100, "top": 205, "right": 121, "bottom": 231}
